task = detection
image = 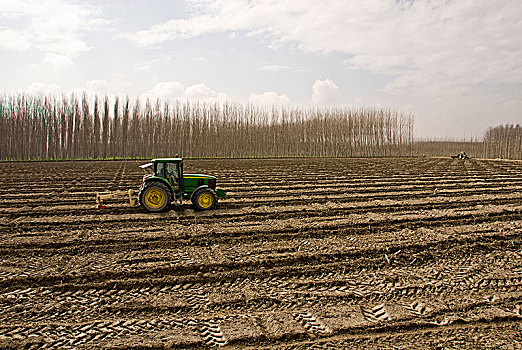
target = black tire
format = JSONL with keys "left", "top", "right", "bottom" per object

{"left": 191, "top": 187, "right": 218, "bottom": 211}
{"left": 139, "top": 181, "right": 171, "bottom": 212}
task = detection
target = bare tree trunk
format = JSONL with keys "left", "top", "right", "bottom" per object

{"left": 93, "top": 96, "right": 101, "bottom": 159}
{"left": 102, "top": 97, "right": 110, "bottom": 159}
{"left": 121, "top": 97, "right": 129, "bottom": 158}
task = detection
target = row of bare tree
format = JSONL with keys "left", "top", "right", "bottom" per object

{"left": 482, "top": 124, "right": 522, "bottom": 159}
{"left": 0, "top": 94, "right": 414, "bottom": 160}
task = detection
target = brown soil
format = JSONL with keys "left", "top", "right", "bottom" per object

{"left": 0, "top": 157, "right": 521, "bottom": 349}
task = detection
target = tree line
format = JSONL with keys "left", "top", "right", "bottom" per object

{"left": 0, "top": 93, "right": 414, "bottom": 160}
{"left": 482, "top": 124, "right": 522, "bottom": 160}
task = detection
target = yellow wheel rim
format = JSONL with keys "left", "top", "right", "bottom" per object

{"left": 145, "top": 189, "right": 166, "bottom": 208}
{"left": 198, "top": 193, "right": 213, "bottom": 208}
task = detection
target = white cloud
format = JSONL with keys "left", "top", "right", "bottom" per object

{"left": 18, "top": 80, "right": 113, "bottom": 99}
{"left": 134, "top": 60, "right": 158, "bottom": 72}
{"left": 141, "top": 82, "right": 185, "bottom": 102}
{"left": 0, "top": 28, "right": 31, "bottom": 50}
{"left": 140, "top": 81, "right": 229, "bottom": 103}
{"left": 249, "top": 91, "right": 293, "bottom": 107}
{"left": 87, "top": 80, "right": 110, "bottom": 95}
{"left": 312, "top": 79, "right": 339, "bottom": 105}
{"left": 259, "top": 64, "right": 292, "bottom": 72}
{"left": 123, "top": 0, "right": 522, "bottom": 97}
{"left": 133, "top": 57, "right": 170, "bottom": 71}
{"left": 185, "top": 83, "right": 229, "bottom": 102}
{"left": 185, "top": 83, "right": 216, "bottom": 100}
{"left": 22, "top": 82, "right": 62, "bottom": 95}
{"left": 16, "top": 80, "right": 231, "bottom": 105}
{"left": 0, "top": 0, "right": 109, "bottom": 66}
{"left": 42, "top": 53, "right": 73, "bottom": 69}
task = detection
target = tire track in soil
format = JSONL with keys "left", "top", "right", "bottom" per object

{"left": 2, "top": 205, "right": 520, "bottom": 260}
{"left": 1, "top": 223, "right": 520, "bottom": 289}
{"left": 252, "top": 319, "right": 522, "bottom": 350}
{"left": 2, "top": 244, "right": 521, "bottom": 331}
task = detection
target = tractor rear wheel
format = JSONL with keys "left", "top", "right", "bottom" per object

{"left": 139, "top": 181, "right": 171, "bottom": 212}
{"left": 191, "top": 187, "right": 218, "bottom": 211}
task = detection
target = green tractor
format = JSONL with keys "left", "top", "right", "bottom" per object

{"left": 96, "top": 157, "right": 226, "bottom": 212}
{"left": 138, "top": 157, "right": 226, "bottom": 212}
{"left": 451, "top": 151, "right": 469, "bottom": 160}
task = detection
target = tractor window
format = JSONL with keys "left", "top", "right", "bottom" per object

{"left": 155, "top": 163, "right": 165, "bottom": 177}
{"left": 166, "top": 163, "right": 179, "bottom": 180}
{"left": 166, "top": 162, "right": 180, "bottom": 190}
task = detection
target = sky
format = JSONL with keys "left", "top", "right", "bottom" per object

{"left": 0, "top": 0, "right": 521, "bottom": 139}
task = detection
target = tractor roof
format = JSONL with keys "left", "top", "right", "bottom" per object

{"left": 139, "top": 158, "right": 183, "bottom": 169}
{"left": 151, "top": 158, "right": 183, "bottom": 163}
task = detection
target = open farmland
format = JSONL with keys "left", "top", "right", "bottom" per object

{"left": 1, "top": 157, "right": 522, "bottom": 349}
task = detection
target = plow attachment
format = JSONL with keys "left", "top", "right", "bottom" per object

{"left": 96, "top": 189, "right": 137, "bottom": 209}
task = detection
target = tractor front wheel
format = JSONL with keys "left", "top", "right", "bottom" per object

{"left": 191, "top": 187, "right": 218, "bottom": 211}
{"left": 139, "top": 182, "right": 171, "bottom": 212}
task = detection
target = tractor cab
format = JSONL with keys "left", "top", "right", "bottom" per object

{"left": 141, "top": 158, "right": 183, "bottom": 193}
{"left": 158, "top": 161, "right": 180, "bottom": 189}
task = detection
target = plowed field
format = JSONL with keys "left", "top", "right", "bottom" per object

{"left": 1, "top": 157, "right": 522, "bottom": 349}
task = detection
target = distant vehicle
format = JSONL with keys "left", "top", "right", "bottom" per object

{"left": 451, "top": 151, "right": 469, "bottom": 160}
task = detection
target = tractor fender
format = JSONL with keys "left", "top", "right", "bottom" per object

{"left": 215, "top": 188, "right": 227, "bottom": 198}
{"left": 142, "top": 177, "right": 174, "bottom": 199}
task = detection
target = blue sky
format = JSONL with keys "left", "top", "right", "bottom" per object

{"left": 1, "top": 0, "right": 521, "bottom": 138}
